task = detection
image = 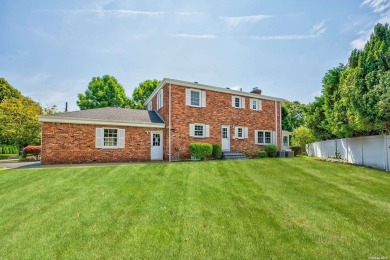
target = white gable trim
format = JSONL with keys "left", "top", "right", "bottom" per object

{"left": 39, "top": 116, "right": 165, "bottom": 128}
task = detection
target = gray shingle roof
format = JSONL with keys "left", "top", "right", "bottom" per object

{"left": 44, "top": 107, "right": 164, "bottom": 124}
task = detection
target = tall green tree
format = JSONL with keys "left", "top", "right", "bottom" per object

{"left": 283, "top": 101, "right": 306, "bottom": 130}
{"left": 77, "top": 75, "right": 131, "bottom": 110}
{"left": 281, "top": 104, "right": 293, "bottom": 132}
{"left": 0, "top": 78, "right": 21, "bottom": 102}
{"left": 0, "top": 96, "right": 42, "bottom": 146}
{"left": 131, "top": 79, "right": 160, "bottom": 109}
{"left": 305, "top": 96, "right": 333, "bottom": 140}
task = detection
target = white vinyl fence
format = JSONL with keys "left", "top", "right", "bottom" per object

{"left": 307, "top": 135, "right": 390, "bottom": 172}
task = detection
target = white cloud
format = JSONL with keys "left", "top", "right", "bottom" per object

{"left": 219, "top": 15, "right": 272, "bottom": 27}
{"left": 38, "top": 9, "right": 164, "bottom": 17}
{"left": 169, "top": 34, "right": 216, "bottom": 39}
{"left": 175, "top": 12, "right": 203, "bottom": 16}
{"left": 250, "top": 21, "right": 326, "bottom": 41}
{"left": 352, "top": 0, "right": 390, "bottom": 49}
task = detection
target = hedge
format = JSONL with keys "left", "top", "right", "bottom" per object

{"left": 258, "top": 151, "right": 267, "bottom": 158}
{"left": 189, "top": 143, "right": 213, "bottom": 161}
{"left": 0, "top": 145, "right": 19, "bottom": 154}
{"left": 23, "top": 146, "right": 41, "bottom": 155}
{"left": 264, "top": 145, "right": 278, "bottom": 158}
{"left": 212, "top": 144, "right": 222, "bottom": 159}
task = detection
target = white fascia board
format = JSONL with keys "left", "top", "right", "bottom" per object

{"left": 38, "top": 116, "right": 165, "bottom": 128}
{"left": 144, "top": 78, "right": 285, "bottom": 104}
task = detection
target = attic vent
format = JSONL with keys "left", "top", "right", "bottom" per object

{"left": 250, "top": 87, "right": 262, "bottom": 95}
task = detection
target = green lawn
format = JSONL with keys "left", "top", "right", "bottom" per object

{"left": 0, "top": 157, "right": 389, "bottom": 259}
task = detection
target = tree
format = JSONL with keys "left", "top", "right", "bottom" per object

{"left": 281, "top": 104, "right": 293, "bottom": 131}
{"left": 291, "top": 126, "right": 315, "bottom": 151}
{"left": 77, "top": 75, "right": 131, "bottom": 110}
{"left": 283, "top": 101, "right": 306, "bottom": 130}
{"left": 305, "top": 96, "right": 333, "bottom": 140}
{"left": 43, "top": 105, "right": 59, "bottom": 115}
{"left": 131, "top": 79, "right": 160, "bottom": 109}
{"left": 0, "top": 96, "right": 42, "bottom": 146}
{"left": 0, "top": 78, "right": 21, "bottom": 102}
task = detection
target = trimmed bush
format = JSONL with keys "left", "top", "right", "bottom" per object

{"left": 189, "top": 142, "right": 213, "bottom": 161}
{"left": 258, "top": 151, "right": 267, "bottom": 158}
{"left": 244, "top": 151, "right": 253, "bottom": 159}
{"left": 0, "top": 145, "right": 19, "bottom": 154}
{"left": 290, "top": 146, "right": 302, "bottom": 156}
{"left": 212, "top": 144, "right": 222, "bottom": 159}
{"left": 0, "top": 147, "right": 2, "bottom": 154}
{"left": 264, "top": 145, "right": 278, "bottom": 158}
{"left": 23, "top": 146, "right": 41, "bottom": 156}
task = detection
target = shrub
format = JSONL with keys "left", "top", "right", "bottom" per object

{"left": 244, "top": 151, "right": 253, "bottom": 159}
{"left": 258, "top": 151, "right": 267, "bottom": 158}
{"left": 3, "top": 146, "right": 9, "bottom": 154}
{"left": 290, "top": 146, "right": 302, "bottom": 156}
{"left": 189, "top": 143, "right": 212, "bottom": 161}
{"left": 264, "top": 145, "right": 278, "bottom": 157}
{"left": 23, "top": 146, "right": 41, "bottom": 156}
{"left": 212, "top": 144, "right": 222, "bottom": 159}
{"left": 0, "top": 147, "right": 2, "bottom": 154}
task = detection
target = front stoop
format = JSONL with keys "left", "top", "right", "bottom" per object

{"left": 222, "top": 152, "right": 248, "bottom": 160}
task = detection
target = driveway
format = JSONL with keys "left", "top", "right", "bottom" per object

{"left": 0, "top": 161, "right": 41, "bottom": 169}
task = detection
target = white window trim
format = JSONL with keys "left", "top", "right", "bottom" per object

{"left": 250, "top": 99, "right": 262, "bottom": 111}
{"left": 147, "top": 101, "right": 152, "bottom": 111}
{"left": 96, "top": 128, "right": 125, "bottom": 149}
{"left": 157, "top": 89, "right": 163, "bottom": 110}
{"left": 255, "top": 130, "right": 274, "bottom": 145}
{"left": 234, "top": 126, "right": 248, "bottom": 139}
{"left": 189, "top": 123, "right": 210, "bottom": 138}
{"left": 186, "top": 89, "right": 206, "bottom": 107}
{"left": 232, "top": 96, "right": 245, "bottom": 109}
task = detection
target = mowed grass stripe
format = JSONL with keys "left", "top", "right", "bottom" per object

{"left": 0, "top": 158, "right": 389, "bottom": 259}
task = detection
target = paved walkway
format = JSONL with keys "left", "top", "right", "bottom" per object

{"left": 0, "top": 161, "right": 41, "bottom": 169}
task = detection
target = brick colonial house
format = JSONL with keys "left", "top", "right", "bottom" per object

{"left": 39, "top": 78, "right": 285, "bottom": 164}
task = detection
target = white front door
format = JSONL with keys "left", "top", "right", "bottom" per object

{"left": 151, "top": 132, "right": 163, "bottom": 160}
{"left": 221, "top": 126, "right": 230, "bottom": 151}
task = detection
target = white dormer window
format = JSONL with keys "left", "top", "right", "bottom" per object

{"left": 250, "top": 99, "right": 262, "bottom": 111}
{"left": 232, "top": 96, "right": 245, "bottom": 109}
{"left": 186, "top": 89, "right": 206, "bottom": 107}
{"left": 147, "top": 101, "right": 152, "bottom": 111}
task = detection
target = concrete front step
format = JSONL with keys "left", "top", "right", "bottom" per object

{"left": 222, "top": 152, "right": 248, "bottom": 160}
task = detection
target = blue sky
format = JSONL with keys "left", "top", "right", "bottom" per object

{"left": 1, "top": 0, "right": 389, "bottom": 111}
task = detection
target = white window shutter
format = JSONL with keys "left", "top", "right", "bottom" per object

{"left": 186, "top": 89, "right": 191, "bottom": 105}
{"left": 254, "top": 130, "right": 258, "bottom": 144}
{"left": 160, "top": 89, "right": 163, "bottom": 108}
{"left": 118, "top": 129, "right": 125, "bottom": 148}
{"left": 244, "top": 127, "right": 249, "bottom": 138}
{"left": 241, "top": 97, "right": 245, "bottom": 108}
{"left": 259, "top": 100, "right": 262, "bottom": 111}
{"left": 95, "top": 128, "right": 103, "bottom": 148}
{"left": 232, "top": 96, "right": 235, "bottom": 107}
{"left": 272, "top": 131, "right": 277, "bottom": 144}
{"left": 189, "top": 124, "right": 195, "bottom": 137}
{"left": 234, "top": 127, "right": 238, "bottom": 138}
{"left": 205, "top": 125, "right": 210, "bottom": 137}
{"left": 201, "top": 91, "right": 206, "bottom": 107}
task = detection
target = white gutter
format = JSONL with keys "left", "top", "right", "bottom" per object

{"left": 38, "top": 116, "right": 165, "bottom": 128}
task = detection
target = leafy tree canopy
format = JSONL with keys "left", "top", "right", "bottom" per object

{"left": 131, "top": 79, "right": 160, "bottom": 109}
{"left": 291, "top": 126, "right": 316, "bottom": 149}
{"left": 282, "top": 101, "right": 306, "bottom": 130}
{"left": 0, "top": 96, "right": 42, "bottom": 146}
{"left": 77, "top": 75, "right": 131, "bottom": 110}
{"left": 281, "top": 104, "right": 293, "bottom": 132}
{"left": 0, "top": 78, "right": 21, "bottom": 102}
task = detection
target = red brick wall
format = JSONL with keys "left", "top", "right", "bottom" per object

{"left": 158, "top": 84, "right": 282, "bottom": 159}
{"left": 41, "top": 123, "right": 163, "bottom": 164}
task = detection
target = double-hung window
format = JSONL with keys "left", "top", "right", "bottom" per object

{"left": 189, "top": 123, "right": 210, "bottom": 138}
{"left": 157, "top": 89, "right": 164, "bottom": 110}
{"left": 250, "top": 99, "right": 261, "bottom": 111}
{"left": 96, "top": 128, "right": 125, "bottom": 148}
{"left": 255, "top": 130, "right": 273, "bottom": 145}
{"left": 232, "top": 96, "right": 245, "bottom": 109}
{"left": 234, "top": 126, "right": 248, "bottom": 139}
{"left": 186, "top": 89, "right": 206, "bottom": 107}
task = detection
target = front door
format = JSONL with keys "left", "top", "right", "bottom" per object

{"left": 151, "top": 132, "right": 163, "bottom": 160}
{"left": 221, "top": 126, "right": 230, "bottom": 151}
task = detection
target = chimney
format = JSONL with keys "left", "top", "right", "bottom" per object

{"left": 250, "top": 87, "right": 262, "bottom": 95}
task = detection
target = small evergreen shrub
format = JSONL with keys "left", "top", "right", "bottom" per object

{"left": 0, "top": 145, "right": 19, "bottom": 154}
{"left": 290, "top": 146, "right": 302, "bottom": 156}
{"left": 264, "top": 145, "right": 278, "bottom": 157}
{"left": 0, "top": 147, "right": 2, "bottom": 154}
{"left": 244, "top": 151, "right": 253, "bottom": 159}
{"left": 212, "top": 144, "right": 222, "bottom": 159}
{"left": 189, "top": 143, "right": 213, "bottom": 161}
{"left": 258, "top": 151, "right": 267, "bottom": 158}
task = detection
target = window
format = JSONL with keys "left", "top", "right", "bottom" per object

{"left": 250, "top": 99, "right": 261, "bottom": 111}
{"left": 191, "top": 90, "right": 200, "bottom": 106}
{"left": 255, "top": 130, "right": 273, "bottom": 145}
{"left": 232, "top": 96, "right": 245, "bottom": 108}
{"left": 283, "top": 136, "right": 289, "bottom": 146}
{"left": 234, "top": 126, "right": 248, "bottom": 139}
{"left": 147, "top": 101, "right": 152, "bottom": 111}
{"left": 157, "top": 89, "right": 163, "bottom": 110}
{"left": 189, "top": 123, "right": 210, "bottom": 138}
{"left": 186, "top": 89, "right": 206, "bottom": 107}
{"left": 96, "top": 128, "right": 125, "bottom": 148}
{"left": 104, "top": 129, "right": 118, "bottom": 147}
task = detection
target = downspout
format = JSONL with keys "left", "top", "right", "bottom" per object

{"left": 169, "top": 82, "right": 172, "bottom": 162}
{"left": 279, "top": 101, "right": 282, "bottom": 149}
{"left": 274, "top": 101, "right": 278, "bottom": 148}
